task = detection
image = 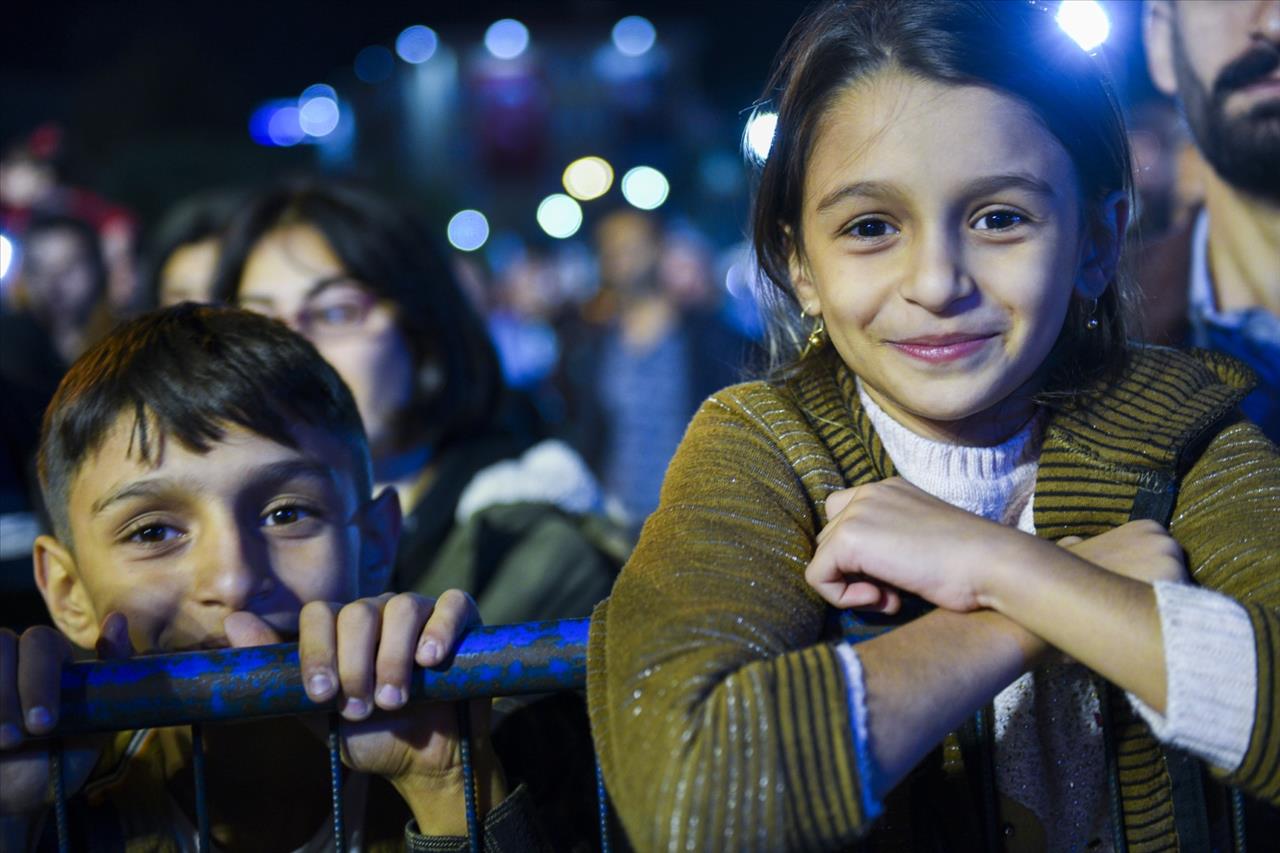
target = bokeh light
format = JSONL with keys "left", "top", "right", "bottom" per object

{"left": 744, "top": 111, "right": 777, "bottom": 164}
{"left": 397, "top": 25, "right": 439, "bottom": 64}
{"left": 0, "top": 233, "right": 15, "bottom": 281}
{"left": 562, "top": 156, "right": 614, "bottom": 201}
{"left": 485, "top": 19, "right": 530, "bottom": 60}
{"left": 298, "top": 96, "right": 340, "bottom": 137}
{"left": 267, "top": 106, "right": 306, "bottom": 146}
{"left": 612, "top": 16, "right": 656, "bottom": 57}
{"left": 536, "top": 194, "right": 584, "bottom": 239}
{"left": 1056, "top": 0, "right": 1110, "bottom": 52}
{"left": 447, "top": 210, "right": 490, "bottom": 252}
{"left": 354, "top": 45, "right": 395, "bottom": 83}
{"left": 620, "top": 166, "right": 669, "bottom": 210}
{"left": 300, "top": 83, "right": 337, "bottom": 103}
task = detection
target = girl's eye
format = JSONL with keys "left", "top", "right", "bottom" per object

{"left": 973, "top": 210, "right": 1026, "bottom": 231}
{"left": 125, "top": 523, "right": 182, "bottom": 545}
{"left": 262, "top": 505, "right": 315, "bottom": 527}
{"left": 846, "top": 218, "right": 900, "bottom": 239}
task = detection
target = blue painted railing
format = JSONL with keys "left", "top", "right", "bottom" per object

{"left": 41, "top": 619, "right": 606, "bottom": 853}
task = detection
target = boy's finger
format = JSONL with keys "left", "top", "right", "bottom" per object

{"left": 17, "top": 626, "right": 72, "bottom": 736}
{"left": 418, "top": 589, "right": 481, "bottom": 667}
{"left": 94, "top": 612, "right": 136, "bottom": 660}
{"left": 335, "top": 595, "right": 392, "bottom": 720}
{"left": 0, "top": 628, "right": 21, "bottom": 748}
{"left": 374, "top": 594, "right": 433, "bottom": 710}
{"left": 224, "top": 611, "right": 283, "bottom": 647}
{"left": 299, "top": 601, "right": 341, "bottom": 703}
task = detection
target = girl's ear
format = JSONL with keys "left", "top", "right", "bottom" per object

{"left": 33, "top": 535, "right": 99, "bottom": 649}
{"left": 787, "top": 233, "right": 822, "bottom": 316}
{"left": 357, "top": 487, "right": 402, "bottom": 597}
{"left": 1075, "top": 191, "right": 1130, "bottom": 300}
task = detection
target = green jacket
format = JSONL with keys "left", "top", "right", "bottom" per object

{"left": 588, "top": 346, "right": 1280, "bottom": 851}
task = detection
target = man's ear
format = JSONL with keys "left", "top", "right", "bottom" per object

{"left": 1076, "top": 191, "right": 1130, "bottom": 299}
{"left": 1143, "top": 0, "right": 1179, "bottom": 98}
{"left": 357, "top": 488, "right": 402, "bottom": 597}
{"left": 33, "top": 535, "right": 99, "bottom": 649}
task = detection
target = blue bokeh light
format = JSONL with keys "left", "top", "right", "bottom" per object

{"left": 485, "top": 19, "right": 530, "bottom": 60}
{"left": 612, "top": 16, "right": 656, "bottom": 57}
{"left": 1056, "top": 0, "right": 1110, "bottom": 52}
{"left": 397, "top": 25, "right": 440, "bottom": 64}
{"left": 447, "top": 210, "right": 491, "bottom": 252}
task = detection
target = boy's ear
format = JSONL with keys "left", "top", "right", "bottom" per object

{"left": 357, "top": 487, "right": 402, "bottom": 597}
{"left": 33, "top": 535, "right": 99, "bottom": 649}
{"left": 1075, "top": 191, "right": 1130, "bottom": 300}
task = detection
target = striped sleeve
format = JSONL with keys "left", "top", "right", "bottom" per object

{"left": 587, "top": 388, "right": 871, "bottom": 851}
{"left": 1168, "top": 419, "right": 1280, "bottom": 803}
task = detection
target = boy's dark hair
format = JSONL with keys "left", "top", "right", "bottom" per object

{"left": 211, "top": 180, "right": 504, "bottom": 454}
{"left": 38, "top": 304, "right": 372, "bottom": 545}
{"left": 751, "top": 0, "right": 1135, "bottom": 396}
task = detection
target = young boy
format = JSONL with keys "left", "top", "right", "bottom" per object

{"left": 0, "top": 304, "right": 533, "bottom": 850}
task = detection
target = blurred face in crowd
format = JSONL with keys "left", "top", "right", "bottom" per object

{"left": 236, "top": 225, "right": 416, "bottom": 459}
{"left": 158, "top": 237, "right": 220, "bottom": 306}
{"left": 34, "top": 416, "right": 390, "bottom": 652}
{"left": 792, "top": 71, "right": 1108, "bottom": 445}
{"left": 1146, "top": 0, "right": 1280, "bottom": 201}
{"left": 22, "top": 225, "right": 99, "bottom": 323}
{"left": 595, "top": 210, "right": 661, "bottom": 296}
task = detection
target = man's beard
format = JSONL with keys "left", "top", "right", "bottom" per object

{"left": 1173, "top": 29, "right": 1280, "bottom": 205}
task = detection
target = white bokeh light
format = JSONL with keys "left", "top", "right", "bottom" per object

{"left": 485, "top": 19, "right": 530, "bottom": 60}
{"left": 744, "top": 111, "right": 778, "bottom": 164}
{"left": 447, "top": 210, "right": 490, "bottom": 252}
{"left": 562, "top": 156, "right": 615, "bottom": 201}
{"left": 536, "top": 194, "right": 584, "bottom": 239}
{"left": 397, "top": 25, "right": 440, "bottom": 64}
{"left": 298, "top": 96, "right": 340, "bottom": 137}
{"left": 1056, "top": 0, "right": 1110, "bottom": 52}
{"left": 620, "top": 166, "right": 669, "bottom": 210}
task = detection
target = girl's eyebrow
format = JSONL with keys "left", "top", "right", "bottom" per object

{"left": 814, "top": 172, "right": 1058, "bottom": 214}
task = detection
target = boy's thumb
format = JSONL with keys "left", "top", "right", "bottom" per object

{"left": 95, "top": 612, "right": 136, "bottom": 660}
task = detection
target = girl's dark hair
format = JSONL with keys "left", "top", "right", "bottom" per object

{"left": 39, "top": 304, "right": 371, "bottom": 545}
{"left": 751, "top": 0, "right": 1134, "bottom": 395}
{"left": 138, "top": 189, "right": 246, "bottom": 310}
{"left": 211, "top": 180, "right": 504, "bottom": 454}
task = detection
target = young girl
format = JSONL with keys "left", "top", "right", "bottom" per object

{"left": 587, "top": 1, "right": 1280, "bottom": 849}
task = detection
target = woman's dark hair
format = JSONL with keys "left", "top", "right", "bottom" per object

{"left": 138, "top": 189, "right": 245, "bottom": 310}
{"left": 39, "top": 304, "right": 370, "bottom": 545}
{"left": 751, "top": 0, "right": 1134, "bottom": 396}
{"left": 211, "top": 180, "right": 503, "bottom": 455}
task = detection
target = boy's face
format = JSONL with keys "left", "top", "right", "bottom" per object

{"left": 35, "top": 414, "right": 396, "bottom": 653}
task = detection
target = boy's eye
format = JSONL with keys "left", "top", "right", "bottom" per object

{"left": 262, "top": 505, "right": 315, "bottom": 527}
{"left": 125, "top": 523, "right": 183, "bottom": 545}
{"left": 973, "top": 210, "right": 1026, "bottom": 231}
{"left": 846, "top": 218, "right": 899, "bottom": 239}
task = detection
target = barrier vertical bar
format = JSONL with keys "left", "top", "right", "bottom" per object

{"left": 457, "top": 702, "right": 481, "bottom": 853}
{"left": 596, "top": 756, "right": 611, "bottom": 853}
{"left": 328, "top": 715, "right": 346, "bottom": 853}
{"left": 50, "top": 739, "right": 69, "bottom": 853}
{"left": 191, "top": 723, "right": 210, "bottom": 852}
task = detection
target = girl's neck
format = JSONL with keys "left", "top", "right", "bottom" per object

{"left": 373, "top": 443, "right": 436, "bottom": 514}
{"left": 857, "top": 381, "right": 1039, "bottom": 448}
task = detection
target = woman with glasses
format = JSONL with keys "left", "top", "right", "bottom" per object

{"left": 212, "top": 181, "right": 624, "bottom": 628}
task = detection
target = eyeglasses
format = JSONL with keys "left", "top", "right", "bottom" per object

{"left": 242, "top": 280, "right": 383, "bottom": 339}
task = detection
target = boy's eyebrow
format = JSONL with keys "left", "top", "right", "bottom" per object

{"left": 814, "top": 172, "right": 1057, "bottom": 213}
{"left": 91, "top": 460, "right": 340, "bottom": 516}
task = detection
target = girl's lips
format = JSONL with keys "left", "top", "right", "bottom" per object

{"left": 888, "top": 333, "right": 998, "bottom": 364}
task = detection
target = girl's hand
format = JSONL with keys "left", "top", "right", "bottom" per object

{"left": 806, "top": 477, "right": 1033, "bottom": 613}
{"left": 225, "top": 590, "right": 506, "bottom": 835}
{"left": 1058, "top": 520, "right": 1188, "bottom": 586}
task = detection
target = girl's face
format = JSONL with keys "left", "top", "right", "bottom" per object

{"left": 237, "top": 224, "right": 416, "bottom": 460}
{"left": 793, "top": 71, "right": 1101, "bottom": 445}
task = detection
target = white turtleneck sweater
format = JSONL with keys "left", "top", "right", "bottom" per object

{"left": 833, "top": 387, "right": 1257, "bottom": 850}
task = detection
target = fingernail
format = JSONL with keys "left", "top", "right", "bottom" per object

{"left": 341, "top": 697, "right": 369, "bottom": 719}
{"left": 0, "top": 723, "right": 22, "bottom": 747}
{"left": 307, "top": 672, "right": 333, "bottom": 699}
{"left": 376, "top": 683, "right": 405, "bottom": 708}
{"left": 26, "top": 706, "right": 53, "bottom": 732}
{"left": 419, "top": 638, "right": 441, "bottom": 665}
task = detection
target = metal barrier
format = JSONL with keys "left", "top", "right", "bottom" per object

{"left": 44, "top": 618, "right": 607, "bottom": 853}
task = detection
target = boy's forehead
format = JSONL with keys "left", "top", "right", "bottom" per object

{"left": 69, "top": 412, "right": 360, "bottom": 514}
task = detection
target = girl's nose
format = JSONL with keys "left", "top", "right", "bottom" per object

{"left": 901, "top": 232, "right": 973, "bottom": 311}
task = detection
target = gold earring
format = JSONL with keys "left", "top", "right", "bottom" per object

{"left": 802, "top": 312, "right": 826, "bottom": 357}
{"left": 1085, "top": 298, "right": 1100, "bottom": 331}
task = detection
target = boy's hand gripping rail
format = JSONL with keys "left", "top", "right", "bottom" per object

{"left": 53, "top": 618, "right": 589, "bottom": 735}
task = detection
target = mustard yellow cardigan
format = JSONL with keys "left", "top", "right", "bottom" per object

{"left": 588, "top": 346, "right": 1280, "bottom": 851}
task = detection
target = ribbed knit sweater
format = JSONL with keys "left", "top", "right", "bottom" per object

{"left": 587, "top": 346, "right": 1280, "bottom": 851}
